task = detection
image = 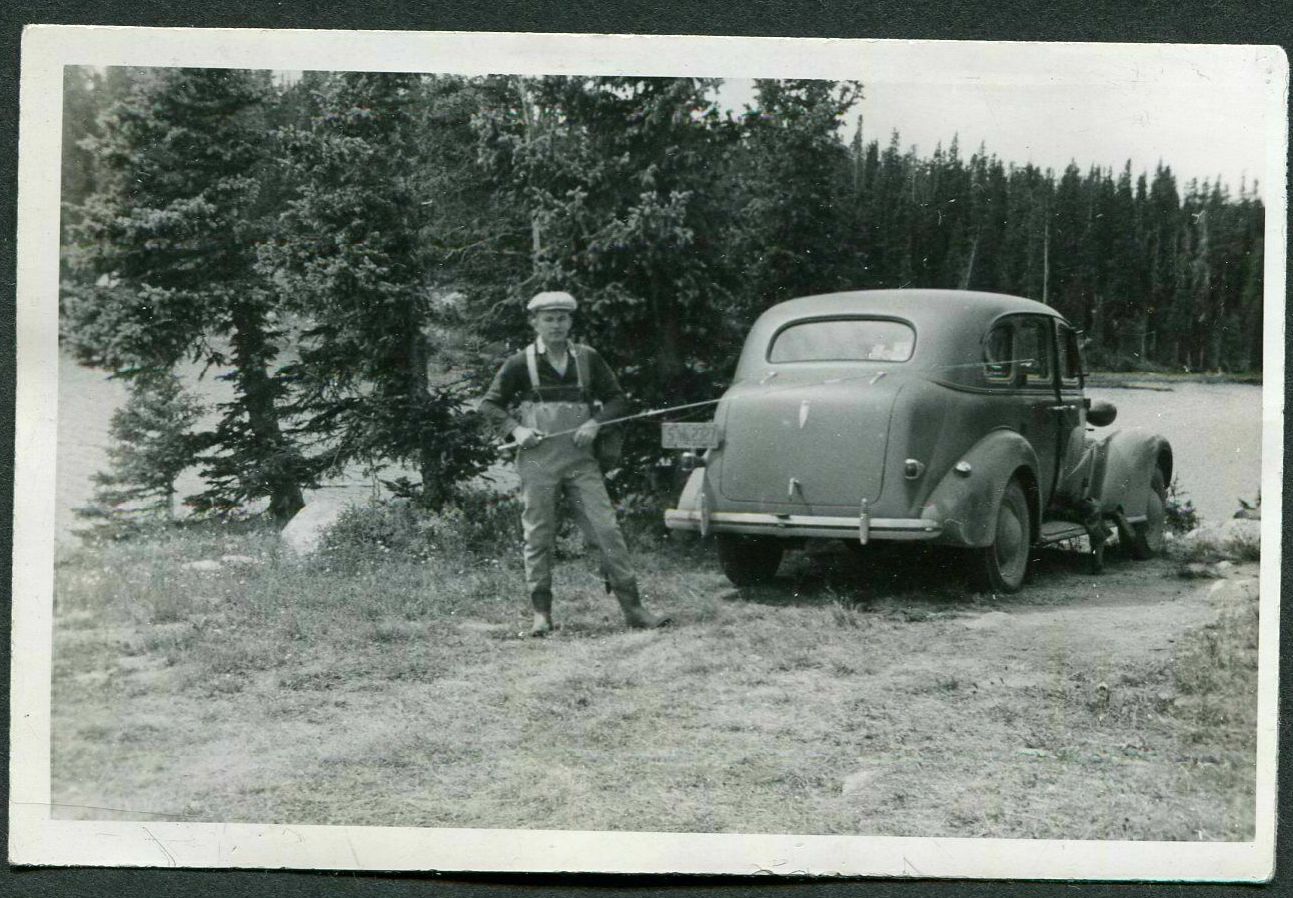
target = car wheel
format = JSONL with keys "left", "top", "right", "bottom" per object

{"left": 717, "top": 534, "right": 784, "bottom": 586}
{"left": 971, "top": 478, "right": 1031, "bottom": 594}
{"left": 1129, "top": 469, "right": 1167, "bottom": 560}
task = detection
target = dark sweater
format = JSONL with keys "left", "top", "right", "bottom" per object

{"left": 478, "top": 342, "right": 628, "bottom": 438}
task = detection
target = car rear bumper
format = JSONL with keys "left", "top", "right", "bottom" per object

{"left": 664, "top": 509, "right": 943, "bottom": 542}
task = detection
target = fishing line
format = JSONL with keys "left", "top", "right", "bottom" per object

{"left": 495, "top": 356, "right": 1038, "bottom": 451}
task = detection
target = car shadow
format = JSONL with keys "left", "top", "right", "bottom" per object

{"left": 726, "top": 540, "right": 1116, "bottom": 610}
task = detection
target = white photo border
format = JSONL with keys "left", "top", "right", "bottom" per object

{"left": 11, "top": 24, "right": 1287, "bottom": 879}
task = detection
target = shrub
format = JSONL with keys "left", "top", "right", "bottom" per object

{"left": 616, "top": 492, "right": 671, "bottom": 546}
{"left": 450, "top": 490, "right": 525, "bottom": 557}
{"left": 1165, "top": 476, "right": 1201, "bottom": 534}
{"left": 318, "top": 490, "right": 525, "bottom": 569}
{"left": 317, "top": 501, "right": 420, "bottom": 570}
{"left": 1224, "top": 529, "right": 1262, "bottom": 563}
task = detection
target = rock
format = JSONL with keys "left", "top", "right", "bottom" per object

{"left": 1015, "top": 747, "right": 1052, "bottom": 758}
{"left": 1177, "top": 523, "right": 1217, "bottom": 549}
{"left": 280, "top": 496, "right": 353, "bottom": 557}
{"left": 1220, "top": 519, "right": 1261, "bottom": 547}
{"left": 220, "top": 554, "right": 259, "bottom": 566}
{"left": 182, "top": 559, "right": 223, "bottom": 572}
{"left": 1233, "top": 498, "right": 1261, "bottom": 521}
{"left": 1182, "top": 519, "right": 1259, "bottom": 548}
{"left": 963, "top": 610, "right": 1012, "bottom": 630}
{"left": 1178, "top": 562, "right": 1225, "bottom": 580}
{"left": 1220, "top": 518, "right": 1261, "bottom": 542}
{"left": 841, "top": 767, "right": 881, "bottom": 796}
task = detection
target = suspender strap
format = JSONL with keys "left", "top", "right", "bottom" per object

{"left": 525, "top": 343, "right": 541, "bottom": 399}
{"left": 524, "top": 341, "right": 592, "bottom": 404}
{"left": 572, "top": 343, "right": 589, "bottom": 395}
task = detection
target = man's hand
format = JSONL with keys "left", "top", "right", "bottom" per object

{"left": 572, "top": 419, "right": 601, "bottom": 448}
{"left": 512, "top": 425, "right": 544, "bottom": 449}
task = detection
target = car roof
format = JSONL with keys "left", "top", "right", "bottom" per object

{"left": 757, "top": 289, "right": 1060, "bottom": 329}
{"left": 735, "top": 289, "right": 1068, "bottom": 383}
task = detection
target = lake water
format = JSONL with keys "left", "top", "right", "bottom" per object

{"left": 1085, "top": 381, "right": 1265, "bottom": 523}
{"left": 52, "top": 352, "right": 1265, "bottom": 543}
{"left": 55, "top": 353, "right": 404, "bottom": 543}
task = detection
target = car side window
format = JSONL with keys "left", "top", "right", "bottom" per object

{"left": 1016, "top": 318, "right": 1054, "bottom": 388}
{"left": 1058, "top": 323, "right": 1082, "bottom": 386}
{"left": 984, "top": 324, "right": 1014, "bottom": 384}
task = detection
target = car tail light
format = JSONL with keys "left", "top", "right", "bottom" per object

{"left": 680, "top": 451, "right": 706, "bottom": 472}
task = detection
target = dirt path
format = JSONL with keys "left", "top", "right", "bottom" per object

{"left": 948, "top": 555, "right": 1244, "bottom": 680}
{"left": 752, "top": 550, "right": 1260, "bottom": 840}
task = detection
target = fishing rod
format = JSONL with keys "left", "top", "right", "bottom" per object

{"left": 495, "top": 355, "right": 1037, "bottom": 451}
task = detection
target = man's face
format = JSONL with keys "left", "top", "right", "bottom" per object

{"left": 531, "top": 310, "right": 572, "bottom": 347}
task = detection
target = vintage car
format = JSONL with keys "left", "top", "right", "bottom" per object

{"left": 662, "top": 289, "right": 1172, "bottom": 593}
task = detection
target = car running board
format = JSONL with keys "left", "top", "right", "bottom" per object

{"left": 1037, "top": 520, "right": 1091, "bottom": 545}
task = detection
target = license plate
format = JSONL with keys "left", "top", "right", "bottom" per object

{"left": 661, "top": 422, "right": 720, "bottom": 449}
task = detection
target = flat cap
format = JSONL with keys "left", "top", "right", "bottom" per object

{"left": 527, "top": 290, "right": 577, "bottom": 313}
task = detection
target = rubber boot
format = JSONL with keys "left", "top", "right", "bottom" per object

{"left": 530, "top": 589, "right": 554, "bottom": 637}
{"left": 615, "top": 584, "right": 672, "bottom": 630}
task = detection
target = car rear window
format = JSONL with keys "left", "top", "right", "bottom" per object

{"left": 768, "top": 318, "right": 915, "bottom": 363}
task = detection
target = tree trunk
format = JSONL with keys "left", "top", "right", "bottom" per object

{"left": 648, "top": 281, "right": 684, "bottom": 397}
{"left": 1042, "top": 217, "right": 1050, "bottom": 305}
{"left": 229, "top": 300, "right": 305, "bottom": 522}
{"left": 516, "top": 77, "right": 545, "bottom": 270}
{"left": 958, "top": 232, "right": 979, "bottom": 289}
{"left": 1090, "top": 291, "right": 1104, "bottom": 348}
{"left": 409, "top": 307, "right": 447, "bottom": 509}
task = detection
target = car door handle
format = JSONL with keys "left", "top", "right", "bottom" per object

{"left": 1047, "top": 404, "right": 1076, "bottom": 412}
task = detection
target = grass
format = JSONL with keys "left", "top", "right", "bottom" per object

{"left": 50, "top": 513, "right": 1259, "bottom": 840}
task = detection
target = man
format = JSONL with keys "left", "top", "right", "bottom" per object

{"left": 478, "top": 290, "right": 671, "bottom": 636}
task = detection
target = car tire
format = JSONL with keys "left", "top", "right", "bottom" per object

{"left": 1129, "top": 469, "right": 1168, "bottom": 560}
{"left": 717, "top": 534, "right": 783, "bottom": 586}
{"left": 971, "top": 478, "right": 1031, "bottom": 594}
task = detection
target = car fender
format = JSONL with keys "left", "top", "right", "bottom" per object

{"left": 1098, "top": 427, "right": 1172, "bottom": 515}
{"left": 673, "top": 467, "right": 705, "bottom": 512}
{"left": 670, "top": 467, "right": 716, "bottom": 535}
{"left": 921, "top": 428, "right": 1040, "bottom": 548}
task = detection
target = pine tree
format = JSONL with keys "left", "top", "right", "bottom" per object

{"left": 60, "top": 68, "right": 100, "bottom": 242}
{"left": 1234, "top": 185, "right": 1265, "bottom": 372}
{"left": 1098, "top": 162, "right": 1143, "bottom": 363}
{"left": 730, "top": 79, "right": 862, "bottom": 312}
{"left": 264, "top": 72, "right": 494, "bottom": 507}
{"left": 62, "top": 67, "right": 309, "bottom": 521}
{"left": 77, "top": 371, "right": 204, "bottom": 527}
{"left": 472, "top": 76, "right": 741, "bottom": 492}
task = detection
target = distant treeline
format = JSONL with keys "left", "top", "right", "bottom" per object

{"left": 844, "top": 137, "right": 1265, "bottom": 374}
{"left": 59, "top": 68, "right": 1264, "bottom": 517}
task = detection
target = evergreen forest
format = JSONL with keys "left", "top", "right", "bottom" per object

{"left": 58, "top": 67, "right": 1266, "bottom": 517}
